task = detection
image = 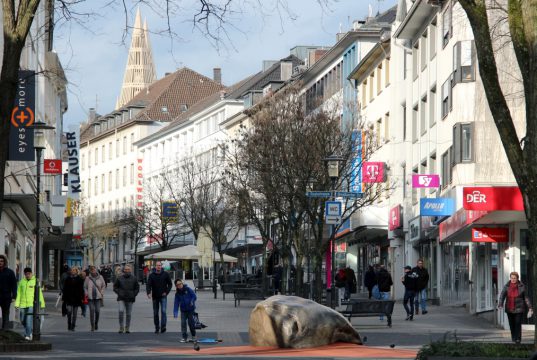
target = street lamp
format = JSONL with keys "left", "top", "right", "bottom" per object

{"left": 32, "top": 120, "right": 55, "bottom": 341}
{"left": 324, "top": 155, "right": 343, "bottom": 309}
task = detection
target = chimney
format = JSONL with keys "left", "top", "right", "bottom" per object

{"left": 213, "top": 68, "right": 222, "bottom": 84}
{"left": 280, "top": 61, "right": 293, "bottom": 81}
{"left": 89, "top": 108, "right": 96, "bottom": 122}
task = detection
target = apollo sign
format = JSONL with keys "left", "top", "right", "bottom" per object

{"left": 420, "top": 198, "right": 454, "bottom": 216}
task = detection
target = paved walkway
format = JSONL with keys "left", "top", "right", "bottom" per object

{"left": 2, "top": 280, "right": 528, "bottom": 359}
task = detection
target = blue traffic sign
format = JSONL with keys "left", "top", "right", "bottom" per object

{"left": 335, "top": 191, "right": 363, "bottom": 198}
{"left": 325, "top": 201, "right": 342, "bottom": 217}
{"left": 306, "top": 191, "right": 332, "bottom": 198}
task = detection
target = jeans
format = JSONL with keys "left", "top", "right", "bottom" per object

{"left": 507, "top": 312, "right": 523, "bottom": 342}
{"left": 118, "top": 301, "right": 133, "bottom": 329}
{"left": 415, "top": 289, "right": 427, "bottom": 312}
{"left": 403, "top": 290, "right": 416, "bottom": 317}
{"left": 152, "top": 297, "right": 167, "bottom": 330}
{"left": 1, "top": 298, "right": 12, "bottom": 329}
{"left": 88, "top": 299, "right": 101, "bottom": 328}
{"left": 20, "top": 307, "right": 33, "bottom": 337}
{"left": 379, "top": 291, "right": 390, "bottom": 320}
{"left": 180, "top": 311, "right": 196, "bottom": 340}
{"left": 66, "top": 305, "right": 78, "bottom": 329}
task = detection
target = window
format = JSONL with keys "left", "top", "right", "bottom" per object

{"left": 376, "top": 64, "right": 382, "bottom": 95}
{"left": 123, "top": 166, "right": 127, "bottom": 187}
{"left": 430, "top": 86, "right": 437, "bottom": 127}
{"left": 402, "top": 104, "right": 407, "bottom": 141}
{"left": 376, "top": 119, "right": 382, "bottom": 146}
{"left": 384, "top": 112, "right": 390, "bottom": 141}
{"left": 123, "top": 136, "right": 127, "bottom": 155}
{"left": 420, "top": 96, "right": 427, "bottom": 135}
{"left": 81, "top": 154, "right": 85, "bottom": 171}
{"left": 420, "top": 31, "right": 428, "bottom": 71}
{"left": 361, "top": 81, "right": 367, "bottom": 108}
{"left": 441, "top": 77, "right": 452, "bottom": 118}
{"left": 131, "top": 133, "right": 135, "bottom": 152}
{"left": 88, "top": 179, "right": 92, "bottom": 197}
{"left": 109, "top": 142, "right": 112, "bottom": 159}
{"left": 420, "top": 159, "right": 427, "bottom": 198}
{"left": 412, "top": 42, "right": 419, "bottom": 79}
{"left": 430, "top": 152, "right": 437, "bottom": 192}
{"left": 402, "top": 165, "right": 407, "bottom": 199}
{"left": 453, "top": 41, "right": 476, "bottom": 84}
{"left": 88, "top": 150, "right": 92, "bottom": 168}
{"left": 442, "top": 2, "right": 452, "bottom": 47}
{"left": 412, "top": 104, "right": 418, "bottom": 143}
{"left": 116, "top": 169, "right": 120, "bottom": 189}
{"left": 385, "top": 58, "right": 390, "bottom": 86}
{"left": 102, "top": 145, "right": 105, "bottom": 162}
{"left": 108, "top": 171, "right": 112, "bottom": 191}
{"left": 116, "top": 139, "right": 120, "bottom": 157}
{"left": 95, "top": 148, "right": 98, "bottom": 165}
{"left": 430, "top": 20, "right": 437, "bottom": 59}
{"left": 369, "top": 73, "right": 374, "bottom": 102}
{"left": 412, "top": 167, "right": 418, "bottom": 204}
{"left": 130, "top": 163, "right": 134, "bottom": 184}
{"left": 403, "top": 51, "right": 407, "bottom": 79}
{"left": 101, "top": 174, "right": 105, "bottom": 193}
{"left": 94, "top": 176, "right": 98, "bottom": 195}
{"left": 453, "top": 123, "right": 474, "bottom": 163}
{"left": 441, "top": 147, "right": 453, "bottom": 188}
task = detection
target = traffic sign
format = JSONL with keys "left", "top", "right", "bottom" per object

{"left": 326, "top": 215, "right": 341, "bottom": 225}
{"left": 325, "top": 201, "right": 342, "bottom": 217}
{"left": 306, "top": 191, "right": 332, "bottom": 198}
{"left": 335, "top": 191, "right": 363, "bottom": 198}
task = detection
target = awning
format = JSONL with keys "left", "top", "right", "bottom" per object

{"left": 145, "top": 244, "right": 237, "bottom": 263}
{"left": 393, "top": 0, "right": 437, "bottom": 41}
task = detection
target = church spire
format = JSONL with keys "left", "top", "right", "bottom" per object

{"left": 117, "top": 8, "right": 157, "bottom": 109}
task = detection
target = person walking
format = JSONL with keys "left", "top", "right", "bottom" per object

{"left": 401, "top": 265, "right": 419, "bottom": 321}
{"left": 364, "top": 265, "right": 376, "bottom": 299}
{"left": 0, "top": 254, "right": 17, "bottom": 329}
{"left": 113, "top": 265, "right": 139, "bottom": 333}
{"left": 62, "top": 266, "right": 85, "bottom": 331}
{"left": 15, "top": 268, "right": 45, "bottom": 340}
{"left": 59, "top": 264, "right": 70, "bottom": 317}
{"left": 413, "top": 259, "right": 430, "bottom": 315}
{"left": 147, "top": 261, "right": 172, "bottom": 333}
{"left": 376, "top": 264, "right": 393, "bottom": 321}
{"left": 498, "top": 271, "right": 533, "bottom": 344}
{"left": 344, "top": 266, "right": 357, "bottom": 300}
{"left": 84, "top": 265, "right": 106, "bottom": 331}
{"left": 173, "top": 279, "right": 197, "bottom": 343}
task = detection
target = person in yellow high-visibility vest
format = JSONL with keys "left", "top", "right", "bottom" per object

{"left": 15, "top": 268, "right": 45, "bottom": 340}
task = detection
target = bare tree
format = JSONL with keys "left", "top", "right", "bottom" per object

{"left": 456, "top": 0, "right": 537, "bottom": 346}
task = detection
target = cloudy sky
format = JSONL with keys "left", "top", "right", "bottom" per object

{"left": 55, "top": 0, "right": 397, "bottom": 128}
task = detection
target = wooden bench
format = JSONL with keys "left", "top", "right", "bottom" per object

{"left": 339, "top": 299, "right": 395, "bottom": 327}
{"left": 220, "top": 283, "right": 246, "bottom": 300}
{"left": 234, "top": 287, "right": 265, "bottom": 307}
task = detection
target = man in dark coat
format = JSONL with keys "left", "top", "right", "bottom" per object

{"left": 412, "top": 259, "right": 430, "bottom": 315}
{"left": 344, "top": 266, "right": 357, "bottom": 300}
{"left": 364, "top": 265, "right": 376, "bottom": 299}
{"left": 113, "top": 265, "right": 140, "bottom": 333}
{"left": 375, "top": 264, "right": 393, "bottom": 321}
{"left": 146, "top": 261, "right": 172, "bottom": 333}
{"left": 0, "top": 254, "right": 17, "bottom": 329}
{"left": 401, "top": 265, "right": 419, "bottom": 321}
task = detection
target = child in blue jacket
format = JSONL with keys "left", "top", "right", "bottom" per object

{"left": 173, "top": 279, "right": 197, "bottom": 342}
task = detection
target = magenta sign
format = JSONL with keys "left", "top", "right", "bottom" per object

{"left": 362, "top": 162, "right": 386, "bottom": 183}
{"left": 412, "top": 174, "right": 440, "bottom": 188}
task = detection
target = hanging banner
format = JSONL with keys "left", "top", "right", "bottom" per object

{"left": 412, "top": 174, "right": 440, "bottom": 188}
{"left": 44, "top": 159, "right": 62, "bottom": 174}
{"left": 472, "top": 227, "right": 509, "bottom": 243}
{"left": 362, "top": 162, "right": 386, "bottom": 183}
{"left": 64, "top": 129, "right": 81, "bottom": 199}
{"left": 8, "top": 70, "right": 35, "bottom": 161}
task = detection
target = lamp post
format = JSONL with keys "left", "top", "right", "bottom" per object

{"left": 324, "top": 155, "right": 343, "bottom": 309}
{"left": 32, "top": 120, "right": 55, "bottom": 341}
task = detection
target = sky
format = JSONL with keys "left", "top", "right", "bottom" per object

{"left": 55, "top": 0, "right": 397, "bottom": 128}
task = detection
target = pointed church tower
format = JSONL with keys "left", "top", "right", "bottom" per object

{"left": 116, "top": 8, "right": 157, "bottom": 109}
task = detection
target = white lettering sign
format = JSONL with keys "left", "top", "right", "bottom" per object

{"left": 65, "top": 130, "right": 81, "bottom": 199}
{"left": 466, "top": 191, "right": 486, "bottom": 204}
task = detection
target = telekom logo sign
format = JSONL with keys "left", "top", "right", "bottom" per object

{"left": 388, "top": 205, "right": 402, "bottom": 231}
{"left": 362, "top": 162, "right": 386, "bottom": 183}
{"left": 463, "top": 187, "right": 524, "bottom": 211}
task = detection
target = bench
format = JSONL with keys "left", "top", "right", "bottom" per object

{"left": 234, "top": 287, "right": 265, "bottom": 307}
{"left": 339, "top": 299, "right": 395, "bottom": 327}
{"left": 194, "top": 279, "right": 214, "bottom": 292}
{"left": 220, "top": 283, "right": 246, "bottom": 300}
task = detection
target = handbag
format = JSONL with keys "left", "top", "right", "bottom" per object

{"left": 192, "top": 312, "right": 207, "bottom": 330}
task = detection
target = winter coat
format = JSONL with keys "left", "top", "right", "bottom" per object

{"left": 376, "top": 269, "right": 393, "bottom": 292}
{"left": 412, "top": 266, "right": 430, "bottom": 291}
{"left": 146, "top": 270, "right": 172, "bottom": 299}
{"left": 335, "top": 269, "right": 346, "bottom": 288}
{"left": 364, "top": 269, "right": 376, "bottom": 289}
{"left": 15, "top": 276, "right": 45, "bottom": 309}
{"left": 344, "top": 267, "right": 357, "bottom": 293}
{"left": 499, "top": 281, "right": 533, "bottom": 314}
{"left": 113, "top": 274, "right": 140, "bottom": 302}
{"left": 402, "top": 271, "right": 419, "bottom": 292}
{"left": 62, "top": 275, "right": 85, "bottom": 306}
{"left": 84, "top": 274, "right": 106, "bottom": 300}
{"left": 0, "top": 267, "right": 17, "bottom": 301}
{"left": 173, "top": 284, "right": 197, "bottom": 316}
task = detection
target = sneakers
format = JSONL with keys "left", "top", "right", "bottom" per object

{"left": 161, "top": 327, "right": 166, "bottom": 334}
{"left": 422, "top": 310, "right": 428, "bottom": 315}
{"left": 179, "top": 338, "right": 187, "bottom": 343}
{"left": 125, "top": 327, "right": 130, "bottom": 334}
{"left": 24, "top": 336, "right": 31, "bottom": 341}
{"left": 155, "top": 328, "right": 160, "bottom": 334}
{"left": 119, "top": 327, "right": 124, "bottom": 333}
{"left": 191, "top": 336, "right": 197, "bottom": 342}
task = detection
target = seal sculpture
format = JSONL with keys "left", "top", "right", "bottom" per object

{"left": 249, "top": 295, "right": 362, "bottom": 348}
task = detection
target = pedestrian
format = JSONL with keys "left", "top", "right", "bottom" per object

{"left": 401, "top": 265, "right": 419, "bottom": 321}
{"left": 146, "top": 261, "right": 172, "bottom": 333}
{"left": 80, "top": 271, "right": 88, "bottom": 317}
{"left": 413, "top": 259, "right": 430, "bottom": 315}
{"left": 15, "top": 268, "right": 44, "bottom": 340}
{"left": 59, "top": 264, "right": 70, "bottom": 317}
{"left": 498, "top": 271, "right": 533, "bottom": 344}
{"left": 375, "top": 264, "right": 393, "bottom": 321}
{"left": 344, "top": 266, "right": 357, "bottom": 300}
{"left": 84, "top": 265, "right": 106, "bottom": 331}
{"left": 0, "top": 254, "right": 17, "bottom": 329}
{"left": 273, "top": 264, "right": 283, "bottom": 294}
{"left": 142, "top": 265, "right": 149, "bottom": 285}
{"left": 335, "top": 267, "right": 346, "bottom": 303}
{"left": 62, "top": 266, "right": 85, "bottom": 331}
{"left": 364, "top": 265, "right": 376, "bottom": 299}
{"left": 173, "top": 279, "right": 197, "bottom": 343}
{"left": 113, "top": 265, "right": 139, "bottom": 333}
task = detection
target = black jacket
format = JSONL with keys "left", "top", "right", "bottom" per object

{"left": 0, "top": 267, "right": 17, "bottom": 301}
{"left": 412, "top": 266, "right": 430, "bottom": 290}
{"left": 62, "top": 275, "right": 85, "bottom": 306}
{"left": 376, "top": 269, "right": 393, "bottom": 292}
{"left": 402, "top": 271, "right": 419, "bottom": 291}
{"left": 146, "top": 270, "right": 172, "bottom": 298}
{"left": 364, "top": 269, "right": 376, "bottom": 289}
{"left": 113, "top": 274, "right": 140, "bottom": 302}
